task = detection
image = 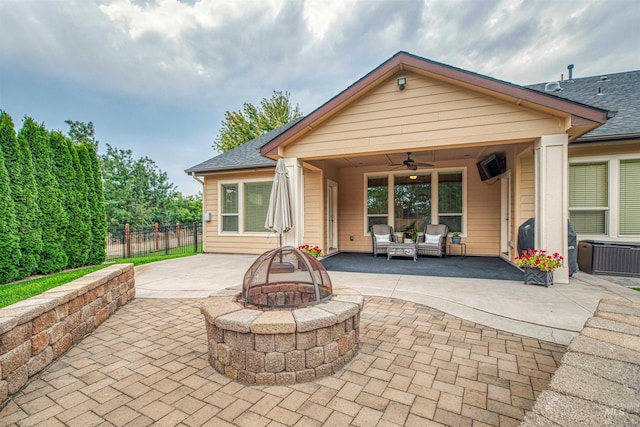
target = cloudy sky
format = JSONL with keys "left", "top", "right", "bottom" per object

{"left": 1, "top": 0, "right": 639, "bottom": 195}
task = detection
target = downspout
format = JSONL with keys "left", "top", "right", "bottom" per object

{"left": 191, "top": 172, "right": 204, "bottom": 185}
{"left": 191, "top": 172, "right": 206, "bottom": 252}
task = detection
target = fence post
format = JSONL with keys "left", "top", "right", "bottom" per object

{"left": 177, "top": 222, "right": 181, "bottom": 247}
{"left": 125, "top": 223, "right": 131, "bottom": 258}
{"left": 164, "top": 224, "right": 170, "bottom": 255}
{"left": 155, "top": 222, "right": 159, "bottom": 251}
{"left": 193, "top": 222, "right": 198, "bottom": 253}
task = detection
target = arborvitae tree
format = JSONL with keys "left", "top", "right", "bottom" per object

{"left": 77, "top": 143, "right": 103, "bottom": 264}
{"left": 86, "top": 142, "right": 107, "bottom": 264}
{"left": 68, "top": 139, "right": 92, "bottom": 265}
{"left": 21, "top": 118, "right": 68, "bottom": 274}
{"left": 0, "top": 145, "right": 21, "bottom": 284}
{"left": 0, "top": 111, "right": 41, "bottom": 278}
{"left": 50, "top": 131, "right": 90, "bottom": 268}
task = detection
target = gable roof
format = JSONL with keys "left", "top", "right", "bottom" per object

{"left": 185, "top": 118, "right": 303, "bottom": 174}
{"left": 260, "top": 51, "right": 609, "bottom": 157}
{"left": 527, "top": 70, "right": 640, "bottom": 142}
{"left": 186, "top": 52, "right": 620, "bottom": 175}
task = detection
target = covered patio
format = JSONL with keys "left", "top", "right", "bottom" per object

{"left": 321, "top": 252, "right": 523, "bottom": 281}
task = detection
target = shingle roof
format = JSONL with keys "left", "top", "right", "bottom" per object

{"left": 527, "top": 70, "right": 640, "bottom": 141}
{"left": 185, "top": 118, "right": 303, "bottom": 174}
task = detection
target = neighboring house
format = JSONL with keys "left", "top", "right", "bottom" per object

{"left": 186, "top": 51, "right": 638, "bottom": 284}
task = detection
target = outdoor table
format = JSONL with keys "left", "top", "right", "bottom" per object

{"left": 387, "top": 242, "right": 418, "bottom": 262}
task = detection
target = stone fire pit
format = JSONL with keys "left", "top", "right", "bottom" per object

{"left": 200, "top": 246, "right": 362, "bottom": 385}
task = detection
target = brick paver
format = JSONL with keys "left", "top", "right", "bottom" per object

{"left": 1, "top": 297, "right": 566, "bottom": 426}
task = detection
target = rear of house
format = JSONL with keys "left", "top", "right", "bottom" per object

{"left": 187, "top": 52, "right": 639, "bottom": 283}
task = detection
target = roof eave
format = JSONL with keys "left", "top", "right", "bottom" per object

{"left": 185, "top": 163, "right": 275, "bottom": 175}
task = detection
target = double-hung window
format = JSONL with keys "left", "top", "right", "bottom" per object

{"left": 367, "top": 176, "right": 389, "bottom": 231}
{"left": 569, "top": 162, "right": 608, "bottom": 235}
{"left": 619, "top": 159, "right": 640, "bottom": 235}
{"left": 219, "top": 180, "right": 272, "bottom": 234}
{"left": 437, "top": 172, "right": 463, "bottom": 233}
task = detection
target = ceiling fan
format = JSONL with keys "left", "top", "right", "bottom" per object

{"left": 392, "top": 152, "right": 434, "bottom": 170}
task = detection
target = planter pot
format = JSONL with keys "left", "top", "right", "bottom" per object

{"left": 523, "top": 267, "right": 554, "bottom": 287}
{"left": 451, "top": 237, "right": 461, "bottom": 244}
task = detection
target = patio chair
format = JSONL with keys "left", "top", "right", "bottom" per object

{"left": 417, "top": 224, "right": 449, "bottom": 257}
{"left": 370, "top": 224, "right": 397, "bottom": 257}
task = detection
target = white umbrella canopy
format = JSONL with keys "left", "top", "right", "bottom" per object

{"left": 264, "top": 158, "right": 293, "bottom": 246}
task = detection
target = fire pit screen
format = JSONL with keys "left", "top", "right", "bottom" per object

{"left": 239, "top": 246, "right": 332, "bottom": 309}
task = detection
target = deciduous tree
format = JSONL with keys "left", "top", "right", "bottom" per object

{"left": 213, "top": 91, "right": 303, "bottom": 152}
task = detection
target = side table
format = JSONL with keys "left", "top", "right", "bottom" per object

{"left": 447, "top": 242, "right": 466, "bottom": 259}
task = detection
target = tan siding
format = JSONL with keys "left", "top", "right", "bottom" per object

{"left": 201, "top": 170, "right": 279, "bottom": 254}
{"left": 464, "top": 161, "right": 501, "bottom": 256}
{"left": 283, "top": 71, "right": 563, "bottom": 159}
{"left": 569, "top": 139, "right": 640, "bottom": 158}
{"left": 514, "top": 151, "right": 535, "bottom": 255}
{"left": 303, "top": 169, "right": 322, "bottom": 250}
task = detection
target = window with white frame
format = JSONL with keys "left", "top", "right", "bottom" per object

{"left": 365, "top": 170, "right": 465, "bottom": 234}
{"left": 569, "top": 156, "right": 640, "bottom": 238}
{"left": 619, "top": 159, "right": 640, "bottom": 235}
{"left": 569, "top": 162, "right": 608, "bottom": 235}
{"left": 438, "top": 172, "right": 463, "bottom": 233}
{"left": 219, "top": 180, "right": 272, "bottom": 233}
{"left": 367, "top": 176, "right": 388, "bottom": 231}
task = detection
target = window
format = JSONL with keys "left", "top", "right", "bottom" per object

{"left": 221, "top": 184, "right": 238, "bottom": 232}
{"left": 394, "top": 174, "right": 431, "bottom": 232}
{"left": 367, "top": 176, "right": 388, "bottom": 231}
{"left": 569, "top": 162, "right": 608, "bottom": 234}
{"left": 438, "top": 172, "right": 463, "bottom": 232}
{"left": 244, "top": 182, "right": 272, "bottom": 232}
{"left": 619, "top": 159, "right": 640, "bottom": 235}
{"left": 219, "top": 180, "right": 272, "bottom": 233}
{"left": 365, "top": 170, "right": 465, "bottom": 234}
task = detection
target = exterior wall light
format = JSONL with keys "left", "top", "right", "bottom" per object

{"left": 397, "top": 77, "right": 407, "bottom": 90}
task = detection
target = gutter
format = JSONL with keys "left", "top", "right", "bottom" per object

{"left": 190, "top": 172, "right": 204, "bottom": 185}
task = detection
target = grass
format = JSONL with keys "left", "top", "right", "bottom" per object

{"left": 0, "top": 251, "right": 199, "bottom": 309}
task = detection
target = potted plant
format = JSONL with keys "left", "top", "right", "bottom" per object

{"left": 515, "top": 249, "right": 564, "bottom": 287}
{"left": 298, "top": 244, "right": 322, "bottom": 258}
{"left": 451, "top": 232, "right": 462, "bottom": 244}
{"left": 401, "top": 221, "right": 418, "bottom": 243}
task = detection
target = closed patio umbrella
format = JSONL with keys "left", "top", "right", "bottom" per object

{"left": 264, "top": 158, "right": 293, "bottom": 246}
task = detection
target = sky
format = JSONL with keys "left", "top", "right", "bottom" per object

{"left": 1, "top": 0, "right": 639, "bottom": 195}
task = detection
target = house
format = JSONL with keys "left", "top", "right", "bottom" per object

{"left": 186, "top": 52, "right": 638, "bottom": 284}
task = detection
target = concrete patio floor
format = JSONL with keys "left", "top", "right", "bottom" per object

{"left": 134, "top": 254, "right": 640, "bottom": 345}
{"left": 2, "top": 253, "right": 639, "bottom": 426}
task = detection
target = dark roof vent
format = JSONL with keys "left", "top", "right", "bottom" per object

{"left": 597, "top": 87, "right": 604, "bottom": 96}
{"left": 599, "top": 76, "right": 610, "bottom": 82}
{"left": 544, "top": 81, "right": 562, "bottom": 92}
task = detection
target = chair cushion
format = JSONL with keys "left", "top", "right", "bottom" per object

{"left": 423, "top": 234, "right": 441, "bottom": 244}
{"left": 375, "top": 234, "right": 391, "bottom": 243}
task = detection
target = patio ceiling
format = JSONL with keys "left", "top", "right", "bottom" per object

{"left": 307, "top": 141, "right": 526, "bottom": 170}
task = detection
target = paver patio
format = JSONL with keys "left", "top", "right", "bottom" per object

{"left": 1, "top": 296, "right": 565, "bottom": 426}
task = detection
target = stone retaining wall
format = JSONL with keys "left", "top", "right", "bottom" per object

{"left": 521, "top": 298, "right": 640, "bottom": 426}
{"left": 201, "top": 288, "right": 363, "bottom": 385}
{"left": 0, "top": 264, "right": 135, "bottom": 406}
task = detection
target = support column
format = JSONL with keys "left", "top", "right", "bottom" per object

{"left": 284, "top": 157, "right": 304, "bottom": 247}
{"left": 534, "top": 134, "right": 569, "bottom": 283}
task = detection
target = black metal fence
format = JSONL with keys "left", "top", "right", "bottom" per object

{"left": 106, "top": 222, "right": 203, "bottom": 261}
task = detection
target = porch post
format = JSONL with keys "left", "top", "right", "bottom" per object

{"left": 284, "top": 157, "right": 304, "bottom": 247}
{"left": 534, "top": 134, "right": 569, "bottom": 284}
